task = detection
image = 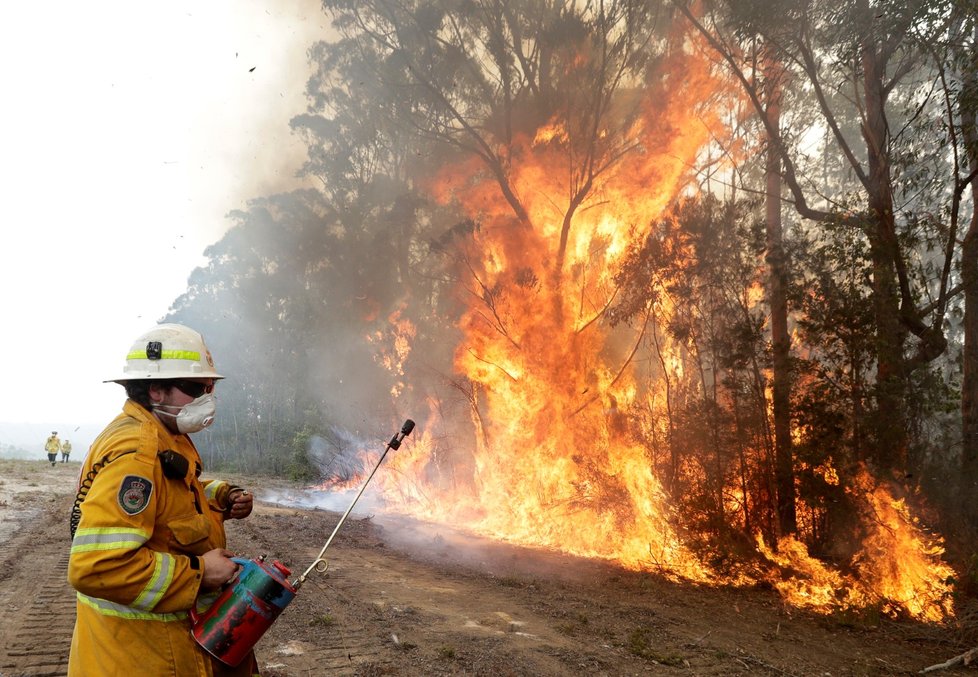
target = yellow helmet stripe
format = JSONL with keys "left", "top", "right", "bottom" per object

{"left": 126, "top": 349, "right": 201, "bottom": 361}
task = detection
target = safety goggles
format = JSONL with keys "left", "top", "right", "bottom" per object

{"left": 171, "top": 380, "right": 215, "bottom": 399}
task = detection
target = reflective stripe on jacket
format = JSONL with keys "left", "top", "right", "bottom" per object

{"left": 66, "top": 399, "right": 249, "bottom": 676}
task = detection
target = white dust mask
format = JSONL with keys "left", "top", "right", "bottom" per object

{"left": 155, "top": 393, "right": 216, "bottom": 434}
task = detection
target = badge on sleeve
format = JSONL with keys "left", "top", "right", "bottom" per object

{"left": 118, "top": 475, "right": 153, "bottom": 515}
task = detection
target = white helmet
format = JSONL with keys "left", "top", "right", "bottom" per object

{"left": 107, "top": 323, "right": 224, "bottom": 382}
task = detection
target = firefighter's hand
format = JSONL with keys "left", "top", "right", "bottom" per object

{"left": 201, "top": 549, "right": 238, "bottom": 590}
{"left": 227, "top": 489, "right": 253, "bottom": 519}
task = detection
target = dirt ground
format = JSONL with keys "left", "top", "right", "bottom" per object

{"left": 1, "top": 458, "right": 977, "bottom": 677}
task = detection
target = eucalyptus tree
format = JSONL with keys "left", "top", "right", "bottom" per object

{"left": 301, "top": 0, "right": 763, "bottom": 555}
{"left": 165, "top": 191, "right": 349, "bottom": 467}
{"left": 612, "top": 194, "right": 780, "bottom": 542}
{"left": 676, "top": 0, "right": 966, "bottom": 480}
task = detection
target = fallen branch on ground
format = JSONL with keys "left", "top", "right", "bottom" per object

{"left": 920, "top": 646, "right": 978, "bottom": 673}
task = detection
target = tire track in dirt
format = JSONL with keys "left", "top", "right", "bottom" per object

{"left": 0, "top": 496, "right": 74, "bottom": 677}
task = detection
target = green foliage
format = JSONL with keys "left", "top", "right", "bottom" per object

{"left": 625, "top": 626, "right": 684, "bottom": 665}
{"left": 309, "top": 614, "right": 335, "bottom": 627}
{"left": 287, "top": 427, "right": 319, "bottom": 482}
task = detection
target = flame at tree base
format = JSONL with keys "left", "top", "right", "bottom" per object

{"left": 751, "top": 468, "right": 955, "bottom": 623}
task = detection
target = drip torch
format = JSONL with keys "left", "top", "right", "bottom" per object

{"left": 190, "top": 419, "right": 415, "bottom": 666}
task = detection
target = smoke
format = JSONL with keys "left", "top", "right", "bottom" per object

{"left": 258, "top": 484, "right": 624, "bottom": 585}
{"left": 186, "top": 0, "right": 333, "bottom": 241}
{"left": 260, "top": 485, "right": 368, "bottom": 514}
{"left": 259, "top": 424, "right": 394, "bottom": 514}
{"left": 306, "top": 427, "right": 375, "bottom": 484}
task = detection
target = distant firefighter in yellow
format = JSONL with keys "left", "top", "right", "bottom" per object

{"left": 44, "top": 431, "right": 61, "bottom": 467}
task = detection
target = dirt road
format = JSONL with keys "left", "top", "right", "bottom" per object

{"left": 0, "top": 458, "right": 973, "bottom": 676}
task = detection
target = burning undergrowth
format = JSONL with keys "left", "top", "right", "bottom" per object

{"left": 295, "top": 419, "right": 954, "bottom": 624}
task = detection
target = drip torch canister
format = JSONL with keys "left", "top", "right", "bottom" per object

{"left": 189, "top": 418, "right": 415, "bottom": 666}
{"left": 190, "top": 555, "right": 297, "bottom": 667}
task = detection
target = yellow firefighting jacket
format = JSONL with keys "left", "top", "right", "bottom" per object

{"left": 45, "top": 435, "right": 61, "bottom": 453}
{"left": 62, "top": 440, "right": 72, "bottom": 456}
{"left": 67, "top": 400, "right": 251, "bottom": 676}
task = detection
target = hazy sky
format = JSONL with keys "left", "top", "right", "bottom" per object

{"left": 1, "top": 1, "right": 326, "bottom": 441}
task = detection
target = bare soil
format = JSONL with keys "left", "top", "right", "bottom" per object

{"left": 1, "top": 458, "right": 976, "bottom": 676}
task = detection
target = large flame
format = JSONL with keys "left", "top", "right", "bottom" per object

{"left": 400, "top": 41, "right": 726, "bottom": 579}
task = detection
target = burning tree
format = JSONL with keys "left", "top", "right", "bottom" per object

{"left": 304, "top": 0, "right": 741, "bottom": 571}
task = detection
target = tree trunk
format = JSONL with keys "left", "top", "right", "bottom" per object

{"left": 764, "top": 58, "right": 796, "bottom": 535}
{"left": 860, "top": 18, "right": 909, "bottom": 471}
{"left": 963, "top": 225, "right": 978, "bottom": 494}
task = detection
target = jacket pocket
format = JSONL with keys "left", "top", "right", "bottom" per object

{"left": 167, "top": 513, "right": 212, "bottom": 553}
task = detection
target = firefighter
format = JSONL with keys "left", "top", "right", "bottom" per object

{"left": 67, "top": 323, "right": 259, "bottom": 676}
{"left": 44, "top": 431, "right": 61, "bottom": 466}
{"left": 61, "top": 439, "right": 72, "bottom": 463}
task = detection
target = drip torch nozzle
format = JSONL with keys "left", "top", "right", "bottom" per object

{"left": 389, "top": 419, "right": 415, "bottom": 449}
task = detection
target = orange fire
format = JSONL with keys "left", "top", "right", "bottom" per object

{"left": 755, "top": 467, "right": 953, "bottom": 622}
{"left": 365, "top": 307, "right": 416, "bottom": 398}
{"left": 321, "top": 25, "right": 954, "bottom": 622}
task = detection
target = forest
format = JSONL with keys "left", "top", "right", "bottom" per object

{"left": 163, "top": 0, "right": 978, "bottom": 627}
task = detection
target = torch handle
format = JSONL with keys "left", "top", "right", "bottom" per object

{"left": 292, "top": 419, "right": 414, "bottom": 588}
